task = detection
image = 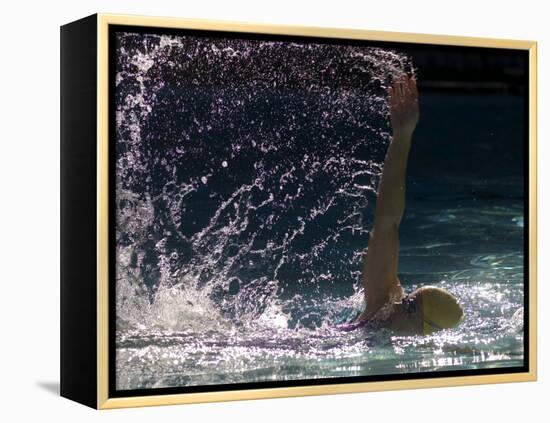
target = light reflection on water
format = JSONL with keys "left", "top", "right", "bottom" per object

{"left": 113, "top": 31, "right": 525, "bottom": 391}
{"left": 116, "top": 222, "right": 524, "bottom": 390}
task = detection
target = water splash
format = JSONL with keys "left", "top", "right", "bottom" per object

{"left": 114, "top": 31, "right": 413, "bottom": 331}
{"left": 113, "top": 30, "right": 523, "bottom": 390}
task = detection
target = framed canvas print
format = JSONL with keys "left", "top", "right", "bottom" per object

{"left": 60, "top": 13, "right": 537, "bottom": 409}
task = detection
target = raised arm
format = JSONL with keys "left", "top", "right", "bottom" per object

{"left": 358, "top": 74, "right": 419, "bottom": 321}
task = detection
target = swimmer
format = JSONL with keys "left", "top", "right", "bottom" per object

{"left": 340, "top": 74, "right": 464, "bottom": 335}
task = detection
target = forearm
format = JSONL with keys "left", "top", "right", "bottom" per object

{"left": 373, "top": 131, "right": 412, "bottom": 227}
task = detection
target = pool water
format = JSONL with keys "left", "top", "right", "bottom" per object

{"left": 115, "top": 191, "right": 524, "bottom": 389}
{"left": 113, "top": 31, "right": 525, "bottom": 391}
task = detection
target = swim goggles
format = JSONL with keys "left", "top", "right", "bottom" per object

{"left": 401, "top": 294, "right": 417, "bottom": 314}
{"left": 401, "top": 294, "right": 444, "bottom": 332}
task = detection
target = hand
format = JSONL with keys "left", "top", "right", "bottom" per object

{"left": 387, "top": 74, "right": 419, "bottom": 138}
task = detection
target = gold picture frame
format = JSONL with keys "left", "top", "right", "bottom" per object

{"left": 60, "top": 12, "right": 537, "bottom": 409}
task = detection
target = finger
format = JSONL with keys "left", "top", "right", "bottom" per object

{"left": 409, "top": 77, "right": 418, "bottom": 98}
{"left": 400, "top": 74, "right": 410, "bottom": 97}
{"left": 394, "top": 79, "right": 404, "bottom": 99}
{"left": 387, "top": 86, "right": 397, "bottom": 107}
{"left": 402, "top": 76, "right": 412, "bottom": 97}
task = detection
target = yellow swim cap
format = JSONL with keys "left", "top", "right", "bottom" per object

{"left": 418, "top": 286, "right": 464, "bottom": 335}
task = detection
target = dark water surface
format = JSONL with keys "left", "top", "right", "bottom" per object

{"left": 113, "top": 31, "right": 525, "bottom": 390}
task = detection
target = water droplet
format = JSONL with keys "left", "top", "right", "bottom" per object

{"left": 222, "top": 160, "right": 228, "bottom": 168}
{"left": 201, "top": 176, "right": 208, "bottom": 184}
{"left": 228, "top": 279, "right": 240, "bottom": 295}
